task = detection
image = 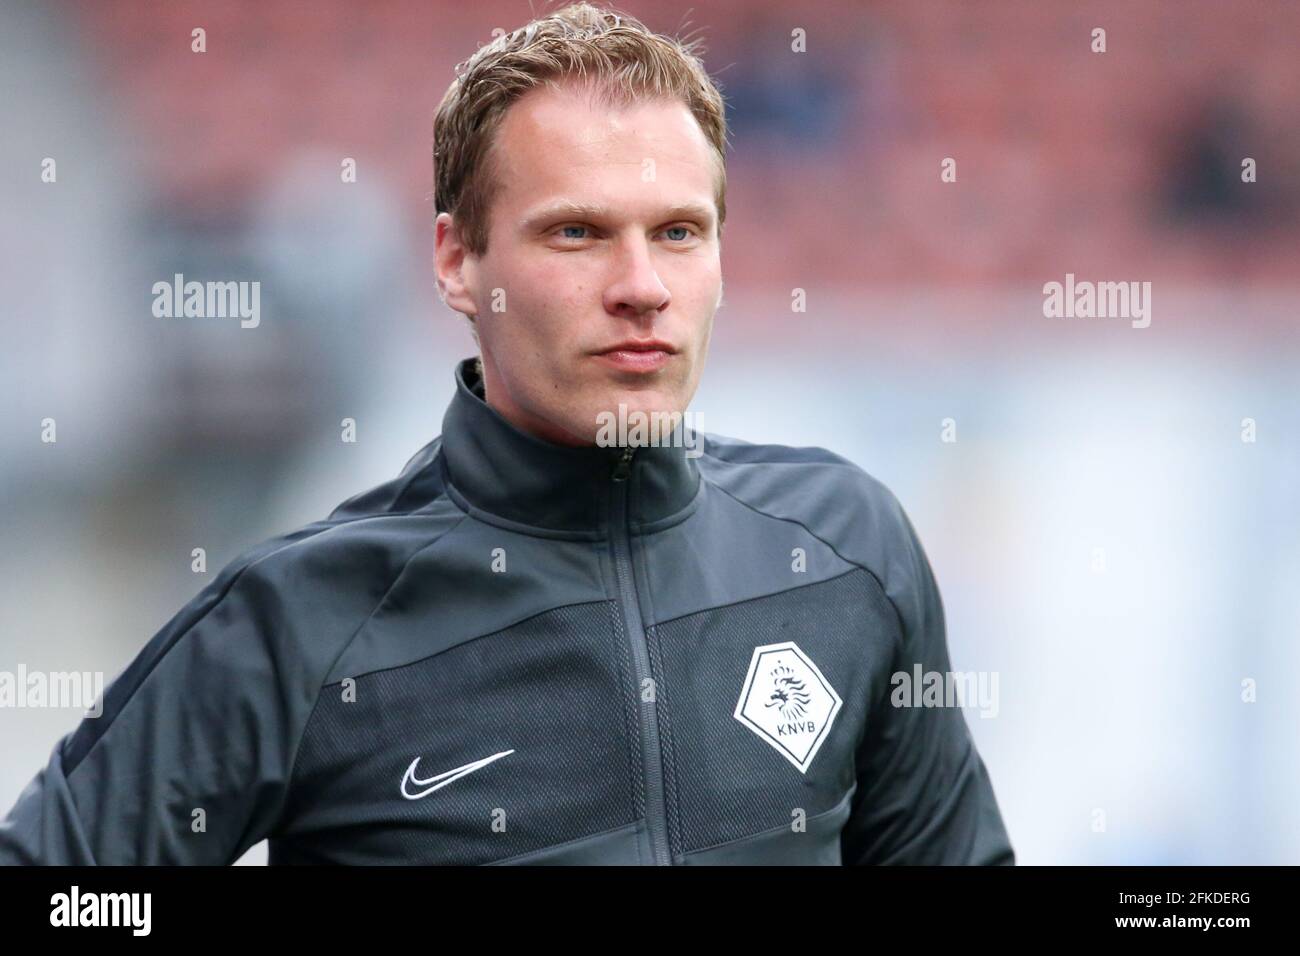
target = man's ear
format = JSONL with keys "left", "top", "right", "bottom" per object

{"left": 434, "top": 212, "right": 479, "bottom": 317}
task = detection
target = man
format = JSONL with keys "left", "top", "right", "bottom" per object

{"left": 0, "top": 3, "right": 1013, "bottom": 865}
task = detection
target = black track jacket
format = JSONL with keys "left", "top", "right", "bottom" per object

{"left": 1, "top": 357, "right": 1014, "bottom": 865}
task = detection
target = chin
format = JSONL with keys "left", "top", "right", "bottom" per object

{"left": 595, "top": 389, "right": 682, "bottom": 419}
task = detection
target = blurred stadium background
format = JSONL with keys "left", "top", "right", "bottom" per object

{"left": 1, "top": 0, "right": 1297, "bottom": 865}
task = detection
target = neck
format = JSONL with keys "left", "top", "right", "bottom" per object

{"left": 478, "top": 352, "right": 593, "bottom": 448}
{"left": 441, "top": 356, "right": 702, "bottom": 533}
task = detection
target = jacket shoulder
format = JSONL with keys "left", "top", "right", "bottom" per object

{"left": 698, "top": 431, "right": 912, "bottom": 544}
{"left": 697, "top": 431, "right": 931, "bottom": 636}
{"left": 65, "top": 446, "right": 466, "bottom": 772}
{"left": 208, "top": 436, "right": 459, "bottom": 625}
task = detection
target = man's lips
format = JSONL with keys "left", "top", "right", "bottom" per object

{"left": 591, "top": 341, "right": 676, "bottom": 373}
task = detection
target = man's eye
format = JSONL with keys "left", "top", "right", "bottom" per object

{"left": 663, "top": 226, "right": 692, "bottom": 241}
{"left": 558, "top": 225, "right": 588, "bottom": 240}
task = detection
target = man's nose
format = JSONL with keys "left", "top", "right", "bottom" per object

{"left": 602, "top": 236, "right": 671, "bottom": 319}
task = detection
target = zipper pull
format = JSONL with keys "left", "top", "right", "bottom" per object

{"left": 610, "top": 445, "right": 635, "bottom": 482}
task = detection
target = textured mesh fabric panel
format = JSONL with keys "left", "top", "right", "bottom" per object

{"left": 650, "top": 569, "right": 896, "bottom": 856}
{"left": 277, "top": 601, "right": 640, "bottom": 864}
{"left": 645, "top": 624, "right": 685, "bottom": 854}
{"left": 608, "top": 599, "right": 646, "bottom": 822}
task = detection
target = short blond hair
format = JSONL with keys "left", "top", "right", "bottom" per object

{"left": 433, "top": 2, "right": 728, "bottom": 259}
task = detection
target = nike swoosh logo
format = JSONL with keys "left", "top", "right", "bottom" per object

{"left": 399, "top": 750, "right": 515, "bottom": 800}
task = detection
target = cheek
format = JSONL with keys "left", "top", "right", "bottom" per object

{"left": 537, "top": 258, "right": 590, "bottom": 305}
{"left": 486, "top": 260, "right": 591, "bottom": 355}
{"left": 669, "top": 262, "right": 721, "bottom": 322}
{"left": 524, "top": 262, "right": 593, "bottom": 331}
{"left": 665, "top": 250, "right": 719, "bottom": 292}
{"left": 508, "top": 252, "right": 580, "bottom": 308}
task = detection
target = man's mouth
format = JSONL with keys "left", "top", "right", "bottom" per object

{"left": 592, "top": 340, "right": 677, "bottom": 373}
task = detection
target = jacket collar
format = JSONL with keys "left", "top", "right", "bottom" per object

{"left": 439, "top": 357, "right": 701, "bottom": 534}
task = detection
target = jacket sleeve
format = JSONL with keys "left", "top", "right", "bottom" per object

{"left": 840, "top": 502, "right": 1015, "bottom": 865}
{"left": 0, "top": 558, "right": 321, "bottom": 865}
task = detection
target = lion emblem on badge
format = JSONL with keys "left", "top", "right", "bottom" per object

{"left": 764, "top": 664, "right": 812, "bottom": 721}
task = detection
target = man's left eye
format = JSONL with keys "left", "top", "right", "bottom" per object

{"left": 663, "top": 226, "right": 691, "bottom": 241}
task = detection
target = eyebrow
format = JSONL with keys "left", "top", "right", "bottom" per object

{"left": 519, "top": 200, "right": 716, "bottom": 232}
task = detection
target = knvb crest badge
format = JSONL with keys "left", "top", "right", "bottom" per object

{"left": 734, "top": 641, "right": 842, "bottom": 773}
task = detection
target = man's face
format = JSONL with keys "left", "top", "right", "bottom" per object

{"left": 437, "top": 82, "right": 723, "bottom": 446}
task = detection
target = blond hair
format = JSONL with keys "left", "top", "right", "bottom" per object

{"left": 433, "top": 2, "right": 728, "bottom": 261}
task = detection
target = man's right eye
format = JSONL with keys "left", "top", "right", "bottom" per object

{"left": 556, "top": 225, "right": 589, "bottom": 240}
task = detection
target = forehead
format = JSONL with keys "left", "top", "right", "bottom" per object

{"left": 488, "top": 82, "right": 720, "bottom": 216}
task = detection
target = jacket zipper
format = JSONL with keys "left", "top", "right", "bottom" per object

{"left": 609, "top": 445, "right": 672, "bottom": 865}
